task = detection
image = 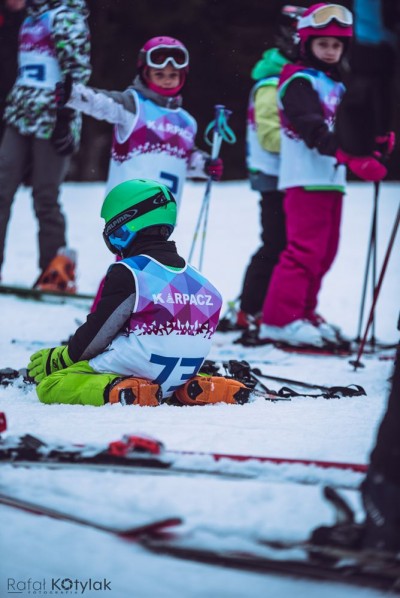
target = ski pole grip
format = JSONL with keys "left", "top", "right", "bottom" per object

{"left": 204, "top": 104, "right": 236, "bottom": 155}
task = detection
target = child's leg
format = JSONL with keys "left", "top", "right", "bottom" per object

{"left": 262, "top": 188, "right": 339, "bottom": 327}
{"left": 36, "top": 361, "right": 118, "bottom": 406}
{"left": 240, "top": 190, "right": 286, "bottom": 315}
{"left": 304, "top": 193, "right": 343, "bottom": 319}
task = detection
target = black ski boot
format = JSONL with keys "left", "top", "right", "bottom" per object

{"left": 309, "top": 486, "right": 364, "bottom": 550}
{"left": 361, "top": 468, "right": 400, "bottom": 553}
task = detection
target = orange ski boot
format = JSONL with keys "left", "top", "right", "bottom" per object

{"left": 34, "top": 248, "right": 77, "bottom": 293}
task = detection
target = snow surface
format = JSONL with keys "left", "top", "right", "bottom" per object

{"left": 0, "top": 181, "right": 399, "bottom": 598}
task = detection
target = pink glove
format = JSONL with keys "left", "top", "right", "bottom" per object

{"left": 375, "top": 132, "right": 396, "bottom": 156}
{"left": 336, "top": 149, "right": 387, "bottom": 182}
{"left": 205, "top": 157, "right": 223, "bottom": 181}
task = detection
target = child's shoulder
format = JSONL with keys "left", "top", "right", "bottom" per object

{"left": 280, "top": 63, "right": 315, "bottom": 84}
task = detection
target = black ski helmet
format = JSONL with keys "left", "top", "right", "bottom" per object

{"left": 275, "top": 5, "right": 307, "bottom": 61}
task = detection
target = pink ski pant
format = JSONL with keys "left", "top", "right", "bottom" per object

{"left": 262, "top": 187, "right": 343, "bottom": 327}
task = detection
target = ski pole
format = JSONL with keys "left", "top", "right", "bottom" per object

{"left": 188, "top": 105, "right": 228, "bottom": 267}
{"left": 370, "top": 182, "right": 379, "bottom": 347}
{"left": 251, "top": 368, "right": 333, "bottom": 392}
{"left": 188, "top": 106, "right": 225, "bottom": 266}
{"left": 355, "top": 182, "right": 379, "bottom": 342}
{"left": 198, "top": 107, "right": 235, "bottom": 270}
{"left": 350, "top": 202, "right": 400, "bottom": 370}
{"left": 188, "top": 105, "right": 236, "bottom": 269}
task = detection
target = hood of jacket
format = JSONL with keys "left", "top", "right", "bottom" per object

{"left": 27, "top": 0, "right": 88, "bottom": 19}
{"left": 129, "top": 75, "right": 183, "bottom": 109}
{"left": 251, "top": 47, "right": 290, "bottom": 81}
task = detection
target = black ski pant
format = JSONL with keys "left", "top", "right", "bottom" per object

{"left": 240, "top": 190, "right": 286, "bottom": 315}
{"left": 369, "top": 344, "right": 400, "bottom": 484}
{"left": 0, "top": 125, "right": 69, "bottom": 274}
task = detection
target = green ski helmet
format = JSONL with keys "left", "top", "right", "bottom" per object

{"left": 101, "top": 179, "right": 177, "bottom": 256}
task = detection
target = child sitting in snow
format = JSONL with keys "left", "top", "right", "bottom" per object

{"left": 259, "top": 3, "right": 387, "bottom": 349}
{"left": 27, "top": 179, "right": 247, "bottom": 407}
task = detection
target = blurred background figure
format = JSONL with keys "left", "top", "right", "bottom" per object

{"left": 0, "top": 0, "right": 26, "bottom": 141}
{"left": 337, "top": 0, "right": 400, "bottom": 554}
{"left": 233, "top": 5, "right": 306, "bottom": 332}
{"left": 58, "top": 36, "right": 221, "bottom": 210}
{"left": 258, "top": 3, "right": 358, "bottom": 349}
{"left": 0, "top": 0, "right": 91, "bottom": 291}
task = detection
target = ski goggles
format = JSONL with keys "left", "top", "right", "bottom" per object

{"left": 298, "top": 5, "right": 353, "bottom": 29}
{"left": 146, "top": 45, "right": 189, "bottom": 70}
{"left": 281, "top": 5, "right": 307, "bottom": 21}
{"left": 103, "top": 224, "right": 137, "bottom": 255}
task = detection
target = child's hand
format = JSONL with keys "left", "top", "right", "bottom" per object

{"left": 55, "top": 73, "right": 73, "bottom": 109}
{"left": 375, "top": 132, "right": 396, "bottom": 157}
{"left": 27, "top": 346, "right": 73, "bottom": 383}
{"left": 335, "top": 149, "right": 387, "bottom": 182}
{"left": 205, "top": 158, "right": 223, "bottom": 181}
{"left": 51, "top": 108, "right": 76, "bottom": 156}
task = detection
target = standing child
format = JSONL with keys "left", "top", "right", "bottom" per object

{"left": 27, "top": 179, "right": 227, "bottom": 406}
{"left": 259, "top": 3, "right": 386, "bottom": 348}
{"left": 235, "top": 5, "right": 305, "bottom": 330}
{"left": 57, "top": 35, "right": 222, "bottom": 307}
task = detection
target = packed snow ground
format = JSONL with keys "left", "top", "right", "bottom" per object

{"left": 0, "top": 181, "right": 399, "bottom": 598}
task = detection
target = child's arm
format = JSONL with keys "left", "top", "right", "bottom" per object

{"left": 281, "top": 77, "right": 339, "bottom": 156}
{"left": 27, "top": 264, "right": 136, "bottom": 383}
{"left": 254, "top": 86, "right": 281, "bottom": 153}
{"left": 65, "top": 83, "right": 137, "bottom": 134}
{"left": 67, "top": 264, "right": 136, "bottom": 362}
{"left": 186, "top": 149, "right": 223, "bottom": 181}
{"left": 282, "top": 76, "right": 387, "bottom": 182}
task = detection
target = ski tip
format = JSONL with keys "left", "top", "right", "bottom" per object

{"left": 119, "top": 516, "right": 183, "bottom": 538}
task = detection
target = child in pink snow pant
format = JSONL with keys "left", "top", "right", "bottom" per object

{"left": 262, "top": 187, "right": 343, "bottom": 327}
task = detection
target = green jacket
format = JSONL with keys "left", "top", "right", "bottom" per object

{"left": 251, "top": 48, "right": 289, "bottom": 153}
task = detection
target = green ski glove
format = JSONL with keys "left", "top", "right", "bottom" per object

{"left": 28, "top": 346, "right": 73, "bottom": 383}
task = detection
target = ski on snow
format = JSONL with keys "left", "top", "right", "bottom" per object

{"left": 141, "top": 535, "right": 400, "bottom": 592}
{"left": 0, "top": 425, "right": 367, "bottom": 489}
{"left": 234, "top": 331, "right": 397, "bottom": 358}
{"left": 0, "top": 492, "right": 181, "bottom": 539}
{"left": 2, "top": 421, "right": 398, "bottom": 591}
{"left": 143, "top": 485, "right": 400, "bottom": 592}
{"left": 0, "top": 283, "right": 94, "bottom": 305}
{"left": 2, "top": 480, "right": 399, "bottom": 591}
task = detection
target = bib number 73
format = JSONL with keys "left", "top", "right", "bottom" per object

{"left": 150, "top": 354, "right": 203, "bottom": 392}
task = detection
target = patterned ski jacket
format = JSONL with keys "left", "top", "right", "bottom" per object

{"left": 66, "top": 76, "right": 208, "bottom": 208}
{"left": 4, "top": 0, "right": 91, "bottom": 140}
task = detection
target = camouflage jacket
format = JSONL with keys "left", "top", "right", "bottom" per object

{"left": 4, "top": 0, "right": 91, "bottom": 140}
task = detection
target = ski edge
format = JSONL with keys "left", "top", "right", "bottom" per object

{"left": 0, "top": 492, "right": 182, "bottom": 538}
{"left": 0, "top": 284, "right": 94, "bottom": 302}
{"left": 142, "top": 539, "right": 400, "bottom": 592}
